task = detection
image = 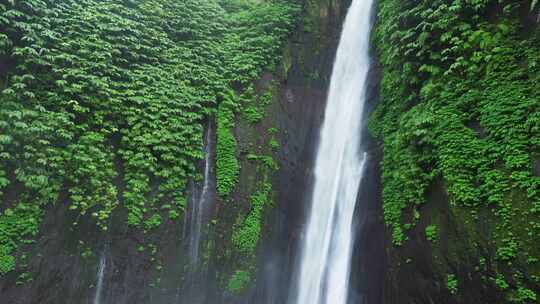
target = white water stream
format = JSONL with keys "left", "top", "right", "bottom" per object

{"left": 292, "top": 0, "right": 374, "bottom": 303}
{"left": 93, "top": 252, "right": 106, "bottom": 304}
{"left": 187, "top": 123, "right": 213, "bottom": 267}
{"left": 178, "top": 122, "right": 215, "bottom": 304}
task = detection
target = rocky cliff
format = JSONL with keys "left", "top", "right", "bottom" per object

{"left": 372, "top": 0, "right": 540, "bottom": 303}
{"left": 1, "top": 0, "right": 538, "bottom": 303}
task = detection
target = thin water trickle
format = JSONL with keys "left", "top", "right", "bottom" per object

{"left": 187, "top": 122, "right": 213, "bottom": 268}
{"left": 93, "top": 252, "right": 106, "bottom": 304}
{"left": 291, "top": 0, "right": 374, "bottom": 303}
{"left": 180, "top": 121, "right": 215, "bottom": 304}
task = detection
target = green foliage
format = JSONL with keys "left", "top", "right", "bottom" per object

{"left": 497, "top": 236, "right": 518, "bottom": 261}
{"left": 168, "top": 210, "right": 180, "bottom": 220}
{"left": 425, "top": 224, "right": 438, "bottom": 242}
{"left": 373, "top": 0, "right": 539, "bottom": 298}
{"left": 16, "top": 271, "right": 33, "bottom": 286}
{"left": 0, "top": 250, "right": 15, "bottom": 275}
{"left": 144, "top": 214, "right": 162, "bottom": 232}
{"left": 247, "top": 154, "right": 279, "bottom": 171}
{"left": 227, "top": 110, "right": 281, "bottom": 287}
{"left": 0, "top": 0, "right": 298, "bottom": 274}
{"left": 242, "top": 85, "right": 275, "bottom": 124}
{"left": 267, "top": 127, "right": 278, "bottom": 134}
{"left": 216, "top": 96, "right": 240, "bottom": 197}
{"left": 81, "top": 247, "right": 93, "bottom": 260}
{"left": 269, "top": 138, "right": 280, "bottom": 151}
{"left": 447, "top": 274, "right": 458, "bottom": 295}
{"left": 214, "top": 1, "right": 298, "bottom": 197}
{"left": 268, "top": 126, "right": 280, "bottom": 151}
{"left": 227, "top": 269, "right": 251, "bottom": 294}
{"left": 243, "top": 106, "right": 264, "bottom": 124}
{"left": 511, "top": 287, "right": 537, "bottom": 303}
{"left": 220, "top": 1, "right": 300, "bottom": 85}
{"left": 0, "top": 203, "right": 40, "bottom": 275}
{"left": 495, "top": 273, "right": 510, "bottom": 290}
{"left": 232, "top": 182, "right": 272, "bottom": 255}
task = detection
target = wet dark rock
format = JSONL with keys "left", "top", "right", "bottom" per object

{"left": 533, "top": 156, "right": 540, "bottom": 177}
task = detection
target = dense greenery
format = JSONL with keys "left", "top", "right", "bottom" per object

{"left": 232, "top": 181, "right": 273, "bottom": 256}
{"left": 216, "top": 93, "right": 240, "bottom": 198}
{"left": 227, "top": 269, "right": 251, "bottom": 294}
{"left": 211, "top": 1, "right": 299, "bottom": 293}
{"left": 425, "top": 224, "right": 438, "bottom": 242}
{"left": 226, "top": 88, "right": 281, "bottom": 293}
{"left": 215, "top": 1, "right": 298, "bottom": 198}
{"left": 372, "top": 0, "right": 539, "bottom": 301}
{"left": 0, "top": 0, "right": 298, "bottom": 277}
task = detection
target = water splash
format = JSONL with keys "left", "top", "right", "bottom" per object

{"left": 291, "top": 0, "right": 375, "bottom": 303}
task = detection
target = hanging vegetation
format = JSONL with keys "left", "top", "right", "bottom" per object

{"left": 372, "top": 0, "right": 539, "bottom": 301}
{"left": 0, "top": 0, "right": 299, "bottom": 276}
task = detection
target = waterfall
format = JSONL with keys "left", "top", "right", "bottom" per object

{"left": 291, "top": 0, "right": 374, "bottom": 303}
{"left": 180, "top": 120, "right": 215, "bottom": 304}
{"left": 187, "top": 122, "right": 214, "bottom": 267}
{"left": 93, "top": 252, "right": 106, "bottom": 304}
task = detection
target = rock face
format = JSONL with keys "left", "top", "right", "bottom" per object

{"left": 373, "top": 1, "right": 540, "bottom": 303}
{"left": 253, "top": 1, "right": 385, "bottom": 303}
{"left": 7, "top": 1, "right": 537, "bottom": 304}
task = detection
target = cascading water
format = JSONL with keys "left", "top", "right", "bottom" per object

{"left": 179, "top": 121, "right": 215, "bottom": 304}
{"left": 291, "top": 0, "right": 374, "bottom": 304}
{"left": 93, "top": 252, "right": 106, "bottom": 304}
{"left": 187, "top": 123, "right": 214, "bottom": 267}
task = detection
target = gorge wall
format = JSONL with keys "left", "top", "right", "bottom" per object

{"left": 0, "top": 0, "right": 368, "bottom": 303}
{"left": 0, "top": 0, "right": 539, "bottom": 304}
{"left": 373, "top": 0, "right": 540, "bottom": 303}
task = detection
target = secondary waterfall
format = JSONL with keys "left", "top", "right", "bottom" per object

{"left": 187, "top": 123, "right": 214, "bottom": 267}
{"left": 291, "top": 0, "right": 374, "bottom": 303}
{"left": 93, "top": 252, "right": 106, "bottom": 304}
{"left": 180, "top": 121, "right": 215, "bottom": 304}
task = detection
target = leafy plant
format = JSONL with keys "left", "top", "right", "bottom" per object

{"left": 232, "top": 182, "right": 272, "bottom": 256}
{"left": 216, "top": 95, "right": 240, "bottom": 198}
{"left": 447, "top": 274, "right": 458, "bottom": 295}
{"left": 425, "top": 224, "right": 438, "bottom": 242}
{"left": 227, "top": 269, "right": 251, "bottom": 294}
{"left": 373, "top": 0, "right": 539, "bottom": 299}
{"left": 0, "top": 0, "right": 299, "bottom": 276}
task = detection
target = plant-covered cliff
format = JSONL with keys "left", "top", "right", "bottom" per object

{"left": 1, "top": 0, "right": 539, "bottom": 303}
{"left": 0, "top": 0, "right": 302, "bottom": 302}
{"left": 371, "top": 0, "right": 539, "bottom": 302}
